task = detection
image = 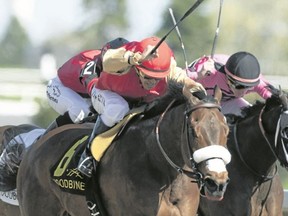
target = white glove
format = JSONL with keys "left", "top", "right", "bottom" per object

{"left": 198, "top": 57, "right": 215, "bottom": 80}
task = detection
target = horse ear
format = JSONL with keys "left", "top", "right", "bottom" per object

{"left": 183, "top": 84, "right": 200, "bottom": 105}
{"left": 213, "top": 85, "right": 222, "bottom": 104}
{"left": 279, "top": 88, "right": 288, "bottom": 110}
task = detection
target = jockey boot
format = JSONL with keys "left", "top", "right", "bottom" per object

{"left": 41, "top": 111, "right": 74, "bottom": 137}
{"left": 77, "top": 117, "right": 110, "bottom": 178}
{"left": 0, "top": 140, "right": 25, "bottom": 191}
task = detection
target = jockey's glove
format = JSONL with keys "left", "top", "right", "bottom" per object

{"left": 198, "top": 57, "right": 215, "bottom": 80}
{"left": 128, "top": 45, "right": 159, "bottom": 65}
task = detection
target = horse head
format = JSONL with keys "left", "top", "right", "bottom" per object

{"left": 182, "top": 85, "right": 231, "bottom": 200}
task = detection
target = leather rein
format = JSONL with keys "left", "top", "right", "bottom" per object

{"left": 233, "top": 105, "right": 282, "bottom": 182}
{"left": 155, "top": 99, "right": 221, "bottom": 187}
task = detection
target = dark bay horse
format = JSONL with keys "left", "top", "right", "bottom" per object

{"left": 198, "top": 88, "right": 288, "bottom": 216}
{"left": 17, "top": 83, "right": 231, "bottom": 216}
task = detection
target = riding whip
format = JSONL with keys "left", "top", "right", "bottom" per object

{"left": 169, "top": 8, "right": 189, "bottom": 72}
{"left": 211, "top": 0, "right": 224, "bottom": 59}
{"left": 143, "top": 0, "right": 205, "bottom": 61}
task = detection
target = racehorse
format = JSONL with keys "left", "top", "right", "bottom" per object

{"left": 0, "top": 124, "right": 42, "bottom": 216}
{"left": 17, "top": 82, "right": 231, "bottom": 216}
{"left": 198, "top": 87, "right": 288, "bottom": 216}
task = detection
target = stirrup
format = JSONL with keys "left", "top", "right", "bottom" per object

{"left": 78, "top": 156, "right": 93, "bottom": 178}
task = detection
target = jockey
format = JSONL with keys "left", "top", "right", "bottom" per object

{"left": 188, "top": 51, "right": 272, "bottom": 116}
{"left": 0, "top": 128, "right": 45, "bottom": 191}
{"left": 45, "top": 36, "right": 205, "bottom": 177}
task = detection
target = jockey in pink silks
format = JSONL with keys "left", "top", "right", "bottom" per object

{"left": 187, "top": 51, "right": 272, "bottom": 116}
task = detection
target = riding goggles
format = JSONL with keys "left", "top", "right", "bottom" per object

{"left": 228, "top": 78, "right": 253, "bottom": 90}
{"left": 137, "top": 69, "right": 161, "bottom": 81}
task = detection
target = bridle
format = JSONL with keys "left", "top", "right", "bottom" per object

{"left": 233, "top": 104, "right": 288, "bottom": 181}
{"left": 155, "top": 99, "right": 223, "bottom": 188}
{"left": 233, "top": 102, "right": 288, "bottom": 216}
{"left": 258, "top": 104, "right": 288, "bottom": 167}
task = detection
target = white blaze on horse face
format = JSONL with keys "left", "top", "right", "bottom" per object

{"left": 193, "top": 145, "right": 231, "bottom": 165}
{"left": 205, "top": 158, "right": 227, "bottom": 173}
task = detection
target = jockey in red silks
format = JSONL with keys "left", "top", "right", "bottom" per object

{"left": 188, "top": 51, "right": 272, "bottom": 116}
{"left": 46, "top": 36, "right": 205, "bottom": 177}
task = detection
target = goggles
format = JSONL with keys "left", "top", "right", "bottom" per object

{"left": 228, "top": 78, "right": 252, "bottom": 90}
{"left": 137, "top": 69, "right": 161, "bottom": 81}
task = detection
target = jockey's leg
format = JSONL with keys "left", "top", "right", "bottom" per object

{"left": 78, "top": 87, "right": 129, "bottom": 177}
{"left": 0, "top": 128, "right": 44, "bottom": 191}
{"left": 77, "top": 116, "right": 110, "bottom": 177}
{"left": 41, "top": 111, "right": 74, "bottom": 137}
{"left": 0, "top": 141, "right": 24, "bottom": 191}
{"left": 45, "top": 76, "right": 92, "bottom": 135}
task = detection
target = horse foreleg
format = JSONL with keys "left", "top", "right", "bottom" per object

{"left": 157, "top": 174, "right": 200, "bottom": 216}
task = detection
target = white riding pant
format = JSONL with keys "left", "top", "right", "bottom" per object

{"left": 46, "top": 77, "right": 92, "bottom": 123}
{"left": 9, "top": 129, "right": 45, "bottom": 149}
{"left": 90, "top": 86, "right": 130, "bottom": 127}
{"left": 0, "top": 128, "right": 45, "bottom": 165}
{"left": 221, "top": 98, "right": 251, "bottom": 116}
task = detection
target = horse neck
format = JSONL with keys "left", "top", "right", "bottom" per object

{"left": 150, "top": 104, "right": 189, "bottom": 179}
{"left": 234, "top": 114, "right": 277, "bottom": 174}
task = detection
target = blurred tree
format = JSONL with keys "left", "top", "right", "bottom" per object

{"left": 0, "top": 16, "right": 31, "bottom": 67}
{"left": 156, "top": 1, "right": 222, "bottom": 68}
{"left": 45, "top": 0, "right": 129, "bottom": 66}
{"left": 31, "top": 98, "right": 58, "bottom": 128}
{"left": 156, "top": 0, "right": 288, "bottom": 73}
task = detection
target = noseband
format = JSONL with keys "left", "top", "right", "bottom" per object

{"left": 155, "top": 99, "right": 223, "bottom": 188}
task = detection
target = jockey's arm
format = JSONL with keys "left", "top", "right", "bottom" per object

{"left": 168, "top": 58, "right": 206, "bottom": 94}
{"left": 102, "top": 47, "right": 134, "bottom": 74}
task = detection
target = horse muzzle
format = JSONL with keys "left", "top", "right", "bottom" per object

{"left": 193, "top": 145, "right": 231, "bottom": 201}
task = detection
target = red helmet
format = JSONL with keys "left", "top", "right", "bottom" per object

{"left": 125, "top": 36, "right": 173, "bottom": 79}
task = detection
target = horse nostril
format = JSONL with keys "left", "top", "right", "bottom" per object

{"left": 204, "top": 177, "right": 230, "bottom": 192}
{"left": 204, "top": 178, "right": 218, "bottom": 191}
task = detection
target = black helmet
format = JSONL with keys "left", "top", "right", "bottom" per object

{"left": 225, "top": 51, "right": 260, "bottom": 87}
{"left": 101, "top": 37, "right": 129, "bottom": 55}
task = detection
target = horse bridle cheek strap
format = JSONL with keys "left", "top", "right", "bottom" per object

{"left": 155, "top": 99, "right": 203, "bottom": 182}
{"left": 258, "top": 106, "right": 286, "bottom": 160}
{"left": 233, "top": 124, "right": 277, "bottom": 181}
{"left": 274, "top": 110, "right": 288, "bottom": 163}
{"left": 155, "top": 100, "right": 224, "bottom": 185}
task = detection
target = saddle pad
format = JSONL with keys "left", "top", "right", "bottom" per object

{"left": 91, "top": 105, "right": 146, "bottom": 161}
{"left": 51, "top": 136, "right": 89, "bottom": 195}
{"left": 0, "top": 189, "right": 19, "bottom": 206}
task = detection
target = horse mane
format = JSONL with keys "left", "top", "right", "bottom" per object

{"left": 227, "top": 86, "right": 285, "bottom": 124}
{"left": 144, "top": 80, "right": 217, "bottom": 118}
{"left": 144, "top": 80, "right": 185, "bottom": 118}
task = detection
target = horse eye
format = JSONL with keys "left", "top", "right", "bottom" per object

{"left": 192, "top": 118, "right": 199, "bottom": 123}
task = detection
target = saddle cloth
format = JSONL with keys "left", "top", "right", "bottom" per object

{"left": 51, "top": 105, "right": 146, "bottom": 195}
{"left": 91, "top": 105, "right": 146, "bottom": 161}
{"left": 0, "top": 189, "right": 18, "bottom": 206}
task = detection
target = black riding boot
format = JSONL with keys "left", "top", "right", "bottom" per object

{"left": 77, "top": 117, "right": 110, "bottom": 177}
{"left": 0, "top": 139, "right": 25, "bottom": 191}
{"left": 41, "top": 112, "right": 74, "bottom": 137}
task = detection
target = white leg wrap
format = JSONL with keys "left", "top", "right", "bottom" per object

{"left": 193, "top": 145, "right": 231, "bottom": 164}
